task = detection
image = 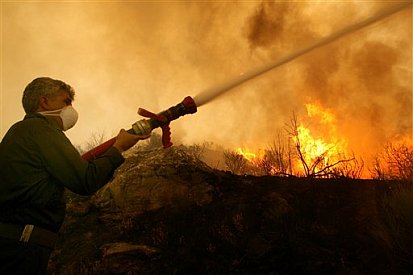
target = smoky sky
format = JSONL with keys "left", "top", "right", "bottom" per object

{"left": 242, "top": 1, "right": 412, "bottom": 157}
{"left": 1, "top": 1, "right": 412, "bottom": 163}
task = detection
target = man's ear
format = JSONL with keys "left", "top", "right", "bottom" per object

{"left": 38, "top": 96, "right": 50, "bottom": 111}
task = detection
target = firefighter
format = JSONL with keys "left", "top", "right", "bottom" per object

{"left": 0, "top": 77, "right": 149, "bottom": 274}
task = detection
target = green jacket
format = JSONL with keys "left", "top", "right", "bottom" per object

{"left": 0, "top": 113, "right": 124, "bottom": 232}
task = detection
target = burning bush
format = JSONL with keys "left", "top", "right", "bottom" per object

{"left": 223, "top": 110, "right": 364, "bottom": 178}
{"left": 286, "top": 112, "right": 363, "bottom": 178}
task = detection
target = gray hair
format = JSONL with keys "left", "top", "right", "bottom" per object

{"left": 22, "top": 77, "right": 75, "bottom": 114}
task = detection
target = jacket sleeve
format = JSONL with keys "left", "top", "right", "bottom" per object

{"left": 33, "top": 124, "right": 125, "bottom": 195}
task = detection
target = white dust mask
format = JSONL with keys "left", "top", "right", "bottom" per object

{"left": 39, "top": 106, "right": 79, "bottom": 131}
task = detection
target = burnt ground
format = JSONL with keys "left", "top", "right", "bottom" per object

{"left": 49, "top": 146, "right": 413, "bottom": 275}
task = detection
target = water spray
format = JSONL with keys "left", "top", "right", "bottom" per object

{"left": 193, "top": 2, "right": 411, "bottom": 107}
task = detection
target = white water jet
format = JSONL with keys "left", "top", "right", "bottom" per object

{"left": 193, "top": 2, "right": 411, "bottom": 107}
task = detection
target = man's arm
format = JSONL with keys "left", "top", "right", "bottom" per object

{"left": 35, "top": 125, "right": 124, "bottom": 195}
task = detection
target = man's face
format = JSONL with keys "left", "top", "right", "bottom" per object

{"left": 41, "top": 91, "right": 72, "bottom": 111}
{"left": 38, "top": 91, "right": 74, "bottom": 129}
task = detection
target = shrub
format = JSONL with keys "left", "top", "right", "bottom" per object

{"left": 223, "top": 150, "right": 248, "bottom": 175}
{"left": 372, "top": 143, "right": 413, "bottom": 181}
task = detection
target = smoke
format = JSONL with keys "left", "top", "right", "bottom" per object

{"left": 1, "top": 1, "right": 412, "bottom": 167}
{"left": 240, "top": 1, "right": 412, "bottom": 159}
{"left": 247, "top": 2, "right": 317, "bottom": 52}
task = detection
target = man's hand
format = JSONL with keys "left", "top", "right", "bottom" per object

{"left": 113, "top": 129, "right": 150, "bottom": 153}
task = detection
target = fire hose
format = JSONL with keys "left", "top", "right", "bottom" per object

{"left": 81, "top": 96, "right": 197, "bottom": 161}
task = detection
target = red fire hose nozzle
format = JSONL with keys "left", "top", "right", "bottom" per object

{"left": 81, "top": 96, "right": 197, "bottom": 161}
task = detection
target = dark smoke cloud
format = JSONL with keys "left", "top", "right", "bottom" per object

{"left": 247, "top": 2, "right": 291, "bottom": 49}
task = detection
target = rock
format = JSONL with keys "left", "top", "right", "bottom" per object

{"left": 92, "top": 147, "right": 215, "bottom": 223}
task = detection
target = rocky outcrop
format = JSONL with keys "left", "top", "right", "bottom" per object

{"left": 49, "top": 146, "right": 413, "bottom": 275}
{"left": 94, "top": 146, "right": 215, "bottom": 221}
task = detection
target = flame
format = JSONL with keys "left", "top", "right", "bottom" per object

{"left": 305, "top": 103, "right": 335, "bottom": 125}
{"left": 294, "top": 125, "right": 346, "bottom": 172}
{"left": 236, "top": 147, "right": 260, "bottom": 162}
{"left": 391, "top": 134, "right": 413, "bottom": 149}
{"left": 294, "top": 102, "right": 348, "bottom": 173}
{"left": 233, "top": 102, "right": 351, "bottom": 177}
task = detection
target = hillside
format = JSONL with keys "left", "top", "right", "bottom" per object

{"left": 49, "top": 146, "right": 413, "bottom": 275}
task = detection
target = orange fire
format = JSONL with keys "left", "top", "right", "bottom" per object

{"left": 231, "top": 100, "right": 412, "bottom": 179}
{"left": 236, "top": 147, "right": 260, "bottom": 162}
{"left": 294, "top": 102, "right": 348, "bottom": 174}
{"left": 234, "top": 102, "right": 350, "bottom": 177}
